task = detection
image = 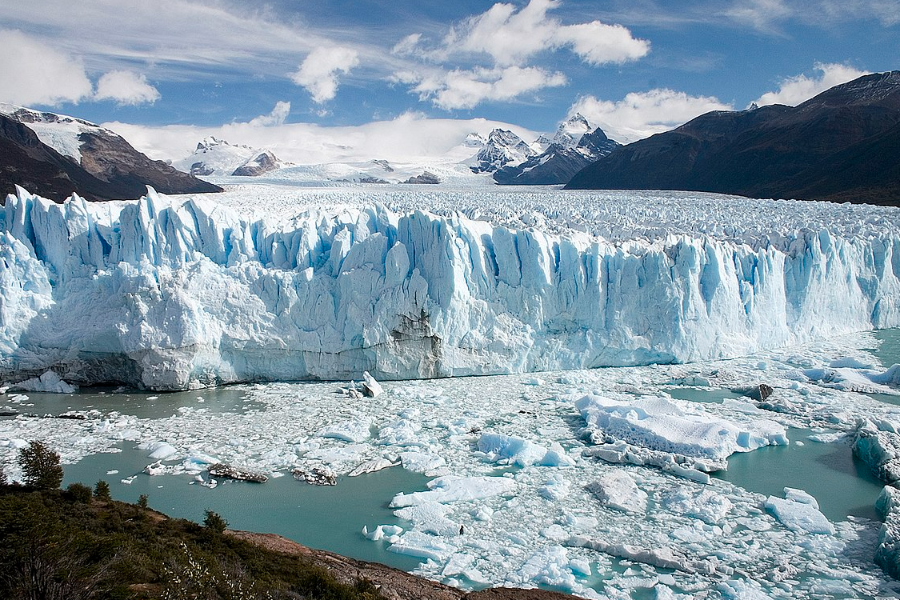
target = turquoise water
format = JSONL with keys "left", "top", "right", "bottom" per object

{"left": 0, "top": 386, "right": 264, "bottom": 419}
{"left": 715, "top": 329, "right": 900, "bottom": 522}
{"left": 62, "top": 444, "right": 428, "bottom": 571}
{"left": 666, "top": 387, "right": 744, "bottom": 404}
{"left": 715, "top": 428, "right": 884, "bottom": 521}
{"left": 871, "top": 328, "right": 900, "bottom": 368}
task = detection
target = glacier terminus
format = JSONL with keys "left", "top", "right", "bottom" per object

{"left": 1, "top": 185, "right": 899, "bottom": 391}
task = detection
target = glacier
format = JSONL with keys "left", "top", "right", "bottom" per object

{"left": 1, "top": 186, "right": 899, "bottom": 390}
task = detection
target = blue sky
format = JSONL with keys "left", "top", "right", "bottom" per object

{"left": 0, "top": 0, "right": 898, "bottom": 160}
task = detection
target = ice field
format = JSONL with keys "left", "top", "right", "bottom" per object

{"left": 1, "top": 328, "right": 900, "bottom": 598}
{"left": 2, "top": 185, "right": 900, "bottom": 598}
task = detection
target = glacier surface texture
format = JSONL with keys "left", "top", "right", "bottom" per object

{"left": 1, "top": 186, "right": 899, "bottom": 390}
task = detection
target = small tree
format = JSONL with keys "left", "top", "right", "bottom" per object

{"left": 66, "top": 482, "right": 92, "bottom": 503}
{"left": 203, "top": 509, "right": 227, "bottom": 534}
{"left": 0, "top": 463, "right": 7, "bottom": 486}
{"left": 138, "top": 494, "right": 149, "bottom": 509}
{"left": 18, "top": 441, "right": 63, "bottom": 489}
{"left": 94, "top": 480, "right": 111, "bottom": 501}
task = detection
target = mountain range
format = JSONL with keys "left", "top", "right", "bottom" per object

{"left": 0, "top": 105, "right": 221, "bottom": 202}
{"left": 2, "top": 71, "right": 898, "bottom": 204}
{"left": 566, "top": 71, "right": 900, "bottom": 206}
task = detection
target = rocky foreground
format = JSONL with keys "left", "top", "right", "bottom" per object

{"left": 228, "top": 530, "right": 576, "bottom": 600}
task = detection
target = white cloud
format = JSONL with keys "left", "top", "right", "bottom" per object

{"left": 751, "top": 63, "right": 871, "bottom": 107}
{"left": 553, "top": 21, "right": 652, "bottom": 65}
{"left": 409, "top": 66, "right": 567, "bottom": 110}
{"left": 392, "top": 33, "right": 423, "bottom": 56}
{"left": 248, "top": 101, "right": 291, "bottom": 127}
{"left": 94, "top": 70, "right": 160, "bottom": 106}
{"left": 571, "top": 89, "right": 733, "bottom": 143}
{"left": 0, "top": 30, "right": 93, "bottom": 106}
{"left": 445, "top": 0, "right": 649, "bottom": 66}
{"left": 291, "top": 47, "right": 360, "bottom": 103}
{"left": 722, "top": 0, "right": 793, "bottom": 32}
{"left": 104, "top": 112, "right": 538, "bottom": 165}
{"left": 819, "top": 0, "right": 900, "bottom": 26}
{"left": 392, "top": 0, "right": 646, "bottom": 110}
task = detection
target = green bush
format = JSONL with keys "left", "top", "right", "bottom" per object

{"left": 138, "top": 494, "right": 149, "bottom": 509}
{"left": 203, "top": 509, "right": 228, "bottom": 534}
{"left": 66, "top": 482, "right": 93, "bottom": 503}
{"left": 17, "top": 440, "right": 64, "bottom": 489}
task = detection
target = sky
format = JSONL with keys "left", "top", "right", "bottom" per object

{"left": 1, "top": 0, "right": 898, "bottom": 163}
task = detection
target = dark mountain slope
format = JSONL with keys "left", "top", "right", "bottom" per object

{"left": 566, "top": 71, "right": 900, "bottom": 205}
{"left": 1, "top": 107, "right": 221, "bottom": 202}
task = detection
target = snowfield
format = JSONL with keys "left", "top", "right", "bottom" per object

{"left": 1, "top": 184, "right": 898, "bottom": 390}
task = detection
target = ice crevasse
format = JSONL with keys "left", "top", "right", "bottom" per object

{"left": 1, "top": 187, "right": 899, "bottom": 390}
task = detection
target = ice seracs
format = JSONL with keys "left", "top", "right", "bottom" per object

{"left": 2, "top": 187, "right": 898, "bottom": 391}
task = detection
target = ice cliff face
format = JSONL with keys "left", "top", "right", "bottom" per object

{"left": 1, "top": 187, "right": 899, "bottom": 390}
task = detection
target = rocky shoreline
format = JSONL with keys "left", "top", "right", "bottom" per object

{"left": 226, "top": 530, "right": 577, "bottom": 600}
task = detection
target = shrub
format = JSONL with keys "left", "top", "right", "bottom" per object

{"left": 138, "top": 494, "right": 149, "bottom": 509}
{"left": 0, "top": 464, "right": 7, "bottom": 486}
{"left": 17, "top": 441, "right": 63, "bottom": 489}
{"left": 203, "top": 509, "right": 228, "bottom": 534}
{"left": 94, "top": 480, "right": 111, "bottom": 501}
{"left": 67, "top": 482, "right": 93, "bottom": 503}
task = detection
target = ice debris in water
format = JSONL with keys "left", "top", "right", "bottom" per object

{"left": 1, "top": 321, "right": 900, "bottom": 598}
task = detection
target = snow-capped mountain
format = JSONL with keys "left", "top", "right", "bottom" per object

{"left": 494, "top": 120, "right": 620, "bottom": 185}
{"left": 534, "top": 113, "right": 593, "bottom": 151}
{"left": 0, "top": 104, "right": 221, "bottom": 201}
{"left": 469, "top": 129, "right": 538, "bottom": 173}
{"left": 174, "top": 137, "right": 285, "bottom": 177}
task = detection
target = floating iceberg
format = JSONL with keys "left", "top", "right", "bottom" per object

{"left": 2, "top": 187, "right": 899, "bottom": 390}
{"left": 576, "top": 393, "right": 788, "bottom": 470}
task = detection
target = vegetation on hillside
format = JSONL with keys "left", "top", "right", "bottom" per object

{"left": 0, "top": 444, "right": 384, "bottom": 600}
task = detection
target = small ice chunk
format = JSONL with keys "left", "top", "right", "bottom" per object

{"left": 783, "top": 487, "right": 819, "bottom": 509}
{"left": 318, "top": 417, "right": 372, "bottom": 443}
{"left": 362, "top": 371, "right": 383, "bottom": 397}
{"left": 364, "top": 524, "right": 403, "bottom": 541}
{"left": 145, "top": 441, "right": 178, "bottom": 460}
{"left": 399, "top": 451, "right": 446, "bottom": 474}
{"left": 765, "top": 492, "right": 833, "bottom": 535}
{"left": 388, "top": 531, "right": 454, "bottom": 562}
{"left": 394, "top": 502, "right": 459, "bottom": 536}
{"left": 390, "top": 475, "right": 516, "bottom": 507}
{"left": 349, "top": 458, "right": 397, "bottom": 477}
{"left": 664, "top": 486, "right": 732, "bottom": 524}
{"left": 11, "top": 370, "right": 77, "bottom": 394}
{"left": 539, "top": 475, "right": 571, "bottom": 500}
{"left": 477, "top": 433, "right": 575, "bottom": 467}
{"left": 718, "top": 579, "right": 773, "bottom": 599}
{"left": 586, "top": 470, "right": 647, "bottom": 514}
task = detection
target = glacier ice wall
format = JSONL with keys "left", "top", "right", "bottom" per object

{"left": 1, "top": 187, "right": 899, "bottom": 390}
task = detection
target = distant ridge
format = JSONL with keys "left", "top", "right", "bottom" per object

{"left": 0, "top": 105, "right": 221, "bottom": 202}
{"left": 566, "top": 71, "right": 900, "bottom": 206}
